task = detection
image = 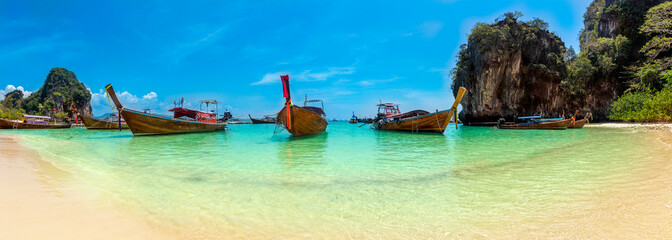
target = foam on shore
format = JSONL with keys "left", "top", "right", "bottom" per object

{"left": 586, "top": 122, "right": 672, "bottom": 133}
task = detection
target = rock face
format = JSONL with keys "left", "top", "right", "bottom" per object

{"left": 21, "top": 68, "right": 92, "bottom": 120}
{"left": 451, "top": 15, "right": 569, "bottom": 123}
{"left": 453, "top": 1, "right": 668, "bottom": 123}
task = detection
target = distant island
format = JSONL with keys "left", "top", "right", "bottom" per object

{"left": 452, "top": 0, "right": 672, "bottom": 123}
{"left": 0, "top": 68, "right": 91, "bottom": 121}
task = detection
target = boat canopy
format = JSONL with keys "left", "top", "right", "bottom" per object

{"left": 377, "top": 102, "right": 401, "bottom": 115}
{"left": 303, "top": 95, "right": 325, "bottom": 114}
{"left": 377, "top": 103, "right": 398, "bottom": 107}
{"left": 169, "top": 107, "right": 213, "bottom": 119}
{"left": 539, "top": 118, "right": 564, "bottom": 121}
{"left": 385, "top": 110, "right": 430, "bottom": 119}
{"left": 200, "top": 100, "right": 219, "bottom": 105}
{"left": 23, "top": 115, "right": 50, "bottom": 119}
{"left": 518, "top": 116, "right": 542, "bottom": 119}
{"left": 304, "top": 106, "right": 325, "bottom": 116}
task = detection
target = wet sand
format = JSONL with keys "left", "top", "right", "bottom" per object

{"left": 0, "top": 133, "right": 174, "bottom": 240}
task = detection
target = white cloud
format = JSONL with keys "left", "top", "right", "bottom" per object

{"left": 143, "top": 92, "right": 158, "bottom": 100}
{"left": 251, "top": 72, "right": 288, "bottom": 86}
{"left": 419, "top": 21, "right": 444, "bottom": 38}
{"left": 358, "top": 77, "right": 399, "bottom": 87}
{"left": 89, "top": 88, "right": 160, "bottom": 116}
{"left": 251, "top": 67, "right": 356, "bottom": 85}
{"left": 0, "top": 85, "right": 33, "bottom": 101}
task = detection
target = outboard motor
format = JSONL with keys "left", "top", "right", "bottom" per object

{"left": 497, "top": 118, "right": 506, "bottom": 128}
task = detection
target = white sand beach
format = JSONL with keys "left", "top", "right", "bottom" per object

{"left": 0, "top": 133, "right": 174, "bottom": 240}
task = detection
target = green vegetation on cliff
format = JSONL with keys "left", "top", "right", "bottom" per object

{"left": 451, "top": 12, "right": 570, "bottom": 122}
{"left": 608, "top": 1, "right": 672, "bottom": 121}
{"left": 0, "top": 68, "right": 92, "bottom": 121}
{"left": 609, "top": 71, "right": 672, "bottom": 121}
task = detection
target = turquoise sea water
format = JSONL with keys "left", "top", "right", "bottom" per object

{"left": 4, "top": 122, "right": 672, "bottom": 238}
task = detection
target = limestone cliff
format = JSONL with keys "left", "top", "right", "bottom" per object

{"left": 21, "top": 68, "right": 92, "bottom": 120}
{"left": 451, "top": 14, "right": 569, "bottom": 123}
{"left": 452, "top": 1, "right": 669, "bottom": 123}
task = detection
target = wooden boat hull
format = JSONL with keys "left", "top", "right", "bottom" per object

{"left": 119, "top": 108, "right": 227, "bottom": 136}
{"left": 0, "top": 118, "right": 71, "bottom": 129}
{"left": 374, "top": 109, "right": 454, "bottom": 133}
{"left": 568, "top": 119, "right": 587, "bottom": 129}
{"left": 277, "top": 105, "right": 327, "bottom": 137}
{"left": 498, "top": 119, "right": 572, "bottom": 130}
{"left": 250, "top": 117, "right": 275, "bottom": 124}
{"left": 78, "top": 115, "right": 129, "bottom": 130}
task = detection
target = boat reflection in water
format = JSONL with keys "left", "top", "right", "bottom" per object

{"left": 277, "top": 133, "right": 328, "bottom": 167}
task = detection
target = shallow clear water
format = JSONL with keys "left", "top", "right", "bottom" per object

{"left": 5, "top": 122, "right": 672, "bottom": 238}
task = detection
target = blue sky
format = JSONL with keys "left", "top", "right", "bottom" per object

{"left": 1, "top": 0, "right": 591, "bottom": 119}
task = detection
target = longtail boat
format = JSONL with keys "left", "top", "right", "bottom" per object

{"left": 497, "top": 116, "right": 572, "bottom": 130}
{"left": 276, "top": 75, "right": 327, "bottom": 137}
{"left": 0, "top": 115, "right": 71, "bottom": 129}
{"left": 104, "top": 84, "right": 227, "bottom": 136}
{"left": 249, "top": 114, "right": 276, "bottom": 124}
{"left": 78, "top": 114, "right": 130, "bottom": 130}
{"left": 371, "top": 87, "right": 467, "bottom": 134}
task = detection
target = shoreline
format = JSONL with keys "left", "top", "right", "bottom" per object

{"left": 585, "top": 122, "right": 672, "bottom": 133}
{"left": 0, "top": 133, "right": 174, "bottom": 240}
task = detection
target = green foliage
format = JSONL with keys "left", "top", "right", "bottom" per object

{"left": 469, "top": 22, "right": 507, "bottom": 54}
{"left": 577, "top": 0, "right": 668, "bottom": 98}
{"left": 0, "top": 106, "right": 26, "bottom": 120}
{"left": 639, "top": 1, "right": 672, "bottom": 69}
{"left": 563, "top": 56, "right": 595, "bottom": 96}
{"left": 527, "top": 18, "right": 549, "bottom": 31}
{"left": 563, "top": 35, "right": 629, "bottom": 96}
{"left": 43, "top": 99, "right": 55, "bottom": 110}
{"left": 20, "top": 67, "right": 91, "bottom": 116}
{"left": 54, "top": 111, "right": 68, "bottom": 120}
{"left": 609, "top": 88, "right": 672, "bottom": 121}
{"left": 1, "top": 90, "right": 24, "bottom": 109}
{"left": 583, "top": 36, "right": 629, "bottom": 72}
{"left": 564, "top": 46, "right": 577, "bottom": 61}
{"left": 663, "top": 69, "right": 672, "bottom": 89}
{"left": 629, "top": 63, "right": 666, "bottom": 91}
{"left": 579, "top": 0, "right": 605, "bottom": 49}
{"left": 501, "top": 11, "right": 523, "bottom": 21}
